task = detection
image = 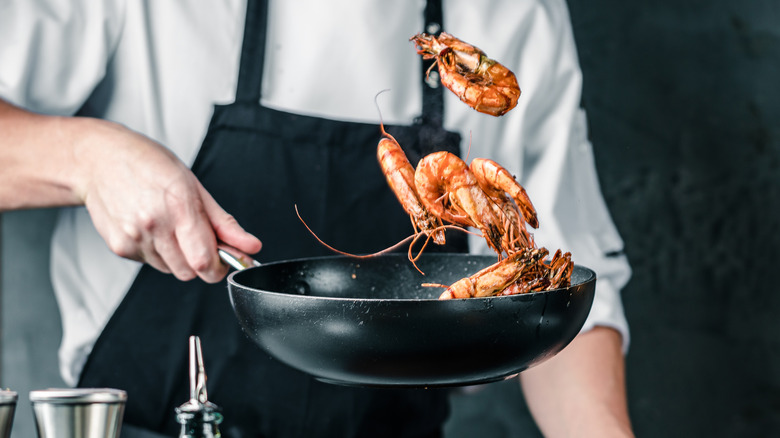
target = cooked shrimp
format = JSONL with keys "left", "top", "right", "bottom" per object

{"left": 377, "top": 135, "right": 446, "bottom": 245}
{"left": 470, "top": 158, "right": 537, "bottom": 252}
{"left": 469, "top": 158, "right": 537, "bottom": 228}
{"left": 498, "top": 250, "right": 573, "bottom": 296}
{"left": 547, "top": 249, "right": 573, "bottom": 289}
{"left": 411, "top": 32, "right": 521, "bottom": 116}
{"left": 414, "top": 151, "right": 507, "bottom": 254}
{"left": 439, "top": 248, "right": 548, "bottom": 299}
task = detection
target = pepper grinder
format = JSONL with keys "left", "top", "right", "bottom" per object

{"left": 175, "top": 336, "right": 223, "bottom": 438}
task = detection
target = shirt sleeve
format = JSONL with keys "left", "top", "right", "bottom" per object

{"left": 518, "top": 0, "right": 632, "bottom": 350}
{"left": 0, "top": 0, "right": 126, "bottom": 115}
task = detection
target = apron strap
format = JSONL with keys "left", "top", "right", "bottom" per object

{"left": 234, "top": 0, "right": 446, "bottom": 123}
{"left": 234, "top": 0, "right": 268, "bottom": 103}
{"left": 420, "top": 0, "right": 445, "bottom": 127}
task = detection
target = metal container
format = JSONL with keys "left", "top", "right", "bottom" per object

{"left": 0, "top": 390, "right": 17, "bottom": 438}
{"left": 30, "top": 388, "right": 126, "bottom": 438}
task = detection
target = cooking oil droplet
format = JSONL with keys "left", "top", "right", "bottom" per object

{"left": 289, "top": 281, "right": 310, "bottom": 295}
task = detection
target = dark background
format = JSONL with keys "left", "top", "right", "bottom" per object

{"left": 447, "top": 0, "right": 780, "bottom": 437}
{"left": 2, "top": 1, "right": 779, "bottom": 437}
{"left": 573, "top": 0, "right": 780, "bottom": 435}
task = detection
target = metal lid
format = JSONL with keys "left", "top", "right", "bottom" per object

{"left": 0, "top": 390, "right": 17, "bottom": 404}
{"left": 29, "top": 388, "right": 127, "bottom": 404}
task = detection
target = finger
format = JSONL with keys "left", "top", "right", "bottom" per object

{"left": 199, "top": 185, "right": 262, "bottom": 254}
{"left": 170, "top": 187, "right": 229, "bottom": 283}
{"left": 137, "top": 243, "right": 173, "bottom": 275}
{"left": 176, "top": 226, "right": 228, "bottom": 283}
{"left": 153, "top": 232, "right": 198, "bottom": 281}
{"left": 86, "top": 199, "right": 173, "bottom": 275}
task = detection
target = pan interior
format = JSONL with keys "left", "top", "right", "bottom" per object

{"left": 229, "top": 253, "right": 595, "bottom": 300}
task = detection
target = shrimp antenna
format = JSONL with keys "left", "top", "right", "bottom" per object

{"left": 464, "top": 131, "right": 473, "bottom": 161}
{"left": 295, "top": 204, "right": 413, "bottom": 258}
{"left": 374, "top": 89, "right": 393, "bottom": 137}
{"left": 295, "top": 204, "right": 473, "bottom": 275}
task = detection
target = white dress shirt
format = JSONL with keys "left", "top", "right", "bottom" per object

{"left": 0, "top": 0, "right": 631, "bottom": 386}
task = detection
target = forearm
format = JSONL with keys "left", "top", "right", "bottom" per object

{"left": 520, "top": 326, "right": 634, "bottom": 438}
{"left": 1, "top": 97, "right": 261, "bottom": 281}
{"left": 0, "top": 98, "right": 88, "bottom": 210}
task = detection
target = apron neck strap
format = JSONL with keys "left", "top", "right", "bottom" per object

{"left": 235, "top": 0, "right": 268, "bottom": 103}
{"left": 234, "top": 0, "right": 446, "bottom": 123}
{"left": 420, "top": 0, "right": 445, "bottom": 127}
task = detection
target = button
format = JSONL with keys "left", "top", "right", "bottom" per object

{"left": 425, "top": 71, "right": 440, "bottom": 88}
{"left": 426, "top": 22, "right": 441, "bottom": 34}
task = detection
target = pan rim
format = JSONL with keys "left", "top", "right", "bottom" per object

{"left": 227, "top": 253, "right": 596, "bottom": 303}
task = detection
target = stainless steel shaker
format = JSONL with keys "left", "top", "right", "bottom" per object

{"left": 0, "top": 390, "right": 17, "bottom": 438}
{"left": 30, "top": 388, "right": 127, "bottom": 438}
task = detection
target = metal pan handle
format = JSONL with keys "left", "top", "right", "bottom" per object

{"left": 217, "top": 244, "right": 261, "bottom": 271}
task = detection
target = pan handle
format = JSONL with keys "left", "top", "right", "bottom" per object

{"left": 217, "top": 244, "right": 261, "bottom": 271}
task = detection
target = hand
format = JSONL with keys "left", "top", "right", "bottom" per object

{"left": 73, "top": 118, "right": 262, "bottom": 283}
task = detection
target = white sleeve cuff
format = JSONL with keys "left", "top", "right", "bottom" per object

{"left": 579, "top": 276, "right": 630, "bottom": 353}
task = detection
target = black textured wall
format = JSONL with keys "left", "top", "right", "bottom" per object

{"left": 447, "top": 2, "right": 780, "bottom": 437}
{"left": 569, "top": 0, "right": 780, "bottom": 436}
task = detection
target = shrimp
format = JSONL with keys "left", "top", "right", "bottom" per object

{"left": 498, "top": 249, "right": 573, "bottom": 296}
{"left": 469, "top": 158, "right": 537, "bottom": 228}
{"left": 470, "top": 158, "right": 537, "bottom": 252}
{"left": 547, "top": 249, "right": 573, "bottom": 289}
{"left": 411, "top": 32, "right": 521, "bottom": 117}
{"left": 414, "top": 151, "right": 507, "bottom": 254}
{"left": 438, "top": 248, "right": 548, "bottom": 299}
{"left": 377, "top": 132, "right": 446, "bottom": 246}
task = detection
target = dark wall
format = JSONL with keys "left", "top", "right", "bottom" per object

{"left": 568, "top": 0, "right": 780, "bottom": 436}
{"left": 447, "top": 2, "right": 779, "bottom": 437}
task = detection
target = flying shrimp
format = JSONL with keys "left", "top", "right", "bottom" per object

{"left": 411, "top": 32, "right": 521, "bottom": 117}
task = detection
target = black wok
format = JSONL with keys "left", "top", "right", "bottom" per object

{"left": 226, "top": 253, "right": 595, "bottom": 387}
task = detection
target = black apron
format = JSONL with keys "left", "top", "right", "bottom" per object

{"left": 78, "top": 1, "right": 465, "bottom": 437}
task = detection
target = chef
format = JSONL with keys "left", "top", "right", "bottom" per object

{"left": 0, "top": 0, "right": 634, "bottom": 436}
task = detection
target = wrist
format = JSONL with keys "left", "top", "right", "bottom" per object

{"left": 65, "top": 116, "right": 121, "bottom": 203}
{"left": 48, "top": 115, "right": 129, "bottom": 207}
